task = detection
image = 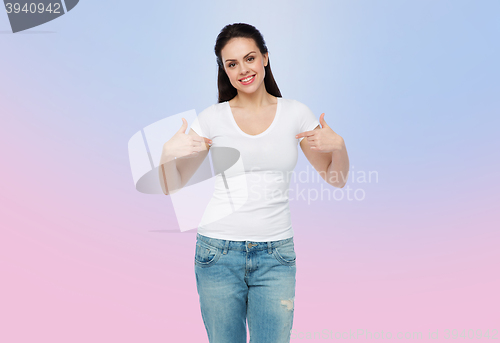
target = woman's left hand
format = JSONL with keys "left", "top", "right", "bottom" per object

{"left": 295, "top": 113, "right": 345, "bottom": 153}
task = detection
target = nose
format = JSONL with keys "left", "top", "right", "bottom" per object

{"left": 238, "top": 64, "right": 250, "bottom": 76}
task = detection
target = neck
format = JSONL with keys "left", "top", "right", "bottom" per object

{"left": 232, "top": 85, "right": 275, "bottom": 110}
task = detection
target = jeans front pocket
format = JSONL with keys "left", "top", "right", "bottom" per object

{"left": 194, "top": 239, "right": 221, "bottom": 268}
{"left": 272, "top": 239, "right": 296, "bottom": 266}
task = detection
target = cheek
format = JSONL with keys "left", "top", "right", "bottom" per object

{"left": 225, "top": 71, "right": 235, "bottom": 82}
{"left": 227, "top": 70, "right": 237, "bottom": 80}
{"left": 231, "top": 73, "right": 239, "bottom": 84}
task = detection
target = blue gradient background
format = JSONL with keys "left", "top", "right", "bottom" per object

{"left": 1, "top": 1, "right": 499, "bottom": 342}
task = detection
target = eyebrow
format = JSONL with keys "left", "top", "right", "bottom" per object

{"left": 224, "top": 51, "right": 256, "bottom": 63}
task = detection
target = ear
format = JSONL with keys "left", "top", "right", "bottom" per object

{"left": 264, "top": 52, "right": 269, "bottom": 67}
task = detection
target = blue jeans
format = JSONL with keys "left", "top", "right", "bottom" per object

{"left": 194, "top": 233, "right": 297, "bottom": 343}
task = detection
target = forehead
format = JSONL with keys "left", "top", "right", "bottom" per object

{"left": 221, "top": 37, "right": 258, "bottom": 60}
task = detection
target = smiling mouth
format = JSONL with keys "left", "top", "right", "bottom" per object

{"left": 239, "top": 74, "right": 255, "bottom": 82}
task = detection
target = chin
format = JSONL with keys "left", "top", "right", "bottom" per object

{"left": 237, "top": 82, "right": 260, "bottom": 92}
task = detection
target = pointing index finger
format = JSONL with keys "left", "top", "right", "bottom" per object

{"left": 295, "top": 130, "right": 316, "bottom": 139}
{"left": 192, "top": 135, "right": 211, "bottom": 142}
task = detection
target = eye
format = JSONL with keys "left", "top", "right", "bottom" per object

{"left": 228, "top": 56, "right": 254, "bottom": 68}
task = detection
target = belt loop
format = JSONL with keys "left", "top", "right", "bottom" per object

{"left": 267, "top": 241, "right": 272, "bottom": 254}
{"left": 223, "top": 240, "right": 230, "bottom": 254}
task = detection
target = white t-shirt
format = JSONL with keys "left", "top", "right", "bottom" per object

{"left": 190, "top": 97, "right": 320, "bottom": 242}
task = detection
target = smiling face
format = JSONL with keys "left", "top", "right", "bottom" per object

{"left": 221, "top": 37, "right": 269, "bottom": 95}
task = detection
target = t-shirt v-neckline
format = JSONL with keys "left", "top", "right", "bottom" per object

{"left": 226, "top": 97, "right": 281, "bottom": 138}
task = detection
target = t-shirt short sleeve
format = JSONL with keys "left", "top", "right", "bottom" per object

{"left": 295, "top": 100, "right": 320, "bottom": 143}
{"left": 190, "top": 104, "right": 214, "bottom": 139}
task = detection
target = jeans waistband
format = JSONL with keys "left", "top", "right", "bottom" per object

{"left": 196, "top": 233, "right": 293, "bottom": 254}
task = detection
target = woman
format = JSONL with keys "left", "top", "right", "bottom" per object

{"left": 159, "top": 23, "right": 349, "bottom": 343}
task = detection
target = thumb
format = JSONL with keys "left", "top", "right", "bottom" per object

{"left": 178, "top": 118, "right": 188, "bottom": 134}
{"left": 319, "top": 113, "right": 329, "bottom": 128}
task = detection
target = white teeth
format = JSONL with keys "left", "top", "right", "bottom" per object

{"left": 240, "top": 75, "right": 255, "bottom": 82}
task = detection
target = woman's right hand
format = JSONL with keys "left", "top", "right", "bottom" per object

{"left": 162, "top": 118, "right": 212, "bottom": 161}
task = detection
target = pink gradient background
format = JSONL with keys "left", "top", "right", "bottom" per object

{"left": 1, "top": 1, "right": 499, "bottom": 342}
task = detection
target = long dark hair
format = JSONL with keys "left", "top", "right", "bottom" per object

{"left": 214, "top": 23, "right": 282, "bottom": 103}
